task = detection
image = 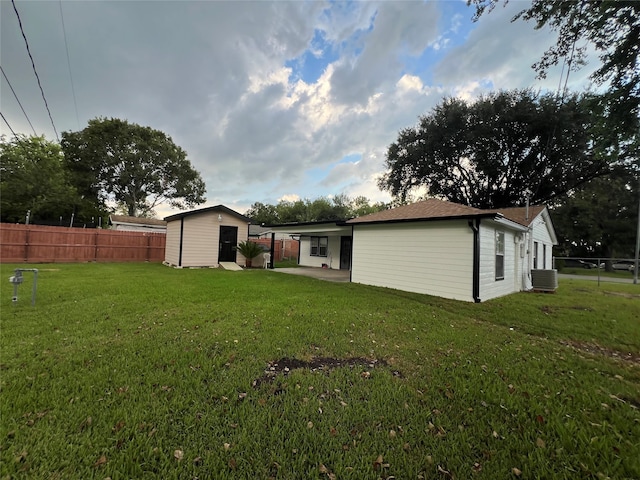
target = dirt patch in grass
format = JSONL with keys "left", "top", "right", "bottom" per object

{"left": 603, "top": 291, "right": 640, "bottom": 299}
{"left": 540, "top": 305, "right": 593, "bottom": 314}
{"left": 253, "top": 357, "right": 402, "bottom": 388}
{"left": 561, "top": 340, "right": 640, "bottom": 365}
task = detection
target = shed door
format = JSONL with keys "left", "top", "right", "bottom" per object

{"left": 219, "top": 226, "right": 238, "bottom": 262}
{"left": 340, "top": 236, "right": 352, "bottom": 270}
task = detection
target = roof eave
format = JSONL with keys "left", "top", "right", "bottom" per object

{"left": 347, "top": 212, "right": 499, "bottom": 226}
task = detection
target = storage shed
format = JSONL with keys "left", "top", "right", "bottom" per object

{"left": 163, "top": 205, "right": 251, "bottom": 268}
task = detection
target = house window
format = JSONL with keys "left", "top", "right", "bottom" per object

{"left": 495, "top": 231, "right": 505, "bottom": 280}
{"left": 533, "top": 242, "right": 539, "bottom": 269}
{"left": 543, "top": 244, "right": 547, "bottom": 269}
{"left": 310, "top": 236, "right": 328, "bottom": 257}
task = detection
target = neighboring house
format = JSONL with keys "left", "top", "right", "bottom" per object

{"left": 248, "top": 224, "right": 290, "bottom": 241}
{"left": 108, "top": 215, "right": 167, "bottom": 232}
{"left": 268, "top": 199, "right": 557, "bottom": 303}
{"left": 163, "top": 205, "right": 251, "bottom": 268}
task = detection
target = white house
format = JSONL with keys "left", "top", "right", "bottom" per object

{"left": 268, "top": 199, "right": 557, "bottom": 302}
{"left": 163, "top": 205, "right": 251, "bottom": 268}
{"left": 109, "top": 215, "right": 167, "bottom": 232}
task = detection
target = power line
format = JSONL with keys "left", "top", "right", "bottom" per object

{"left": 58, "top": 0, "right": 80, "bottom": 129}
{"left": 11, "top": 0, "right": 60, "bottom": 141}
{"left": 0, "top": 65, "right": 38, "bottom": 136}
{"left": 0, "top": 111, "right": 18, "bottom": 137}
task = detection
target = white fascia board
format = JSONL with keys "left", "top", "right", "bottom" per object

{"left": 269, "top": 224, "right": 351, "bottom": 235}
{"left": 540, "top": 208, "right": 559, "bottom": 245}
{"left": 492, "top": 217, "right": 528, "bottom": 232}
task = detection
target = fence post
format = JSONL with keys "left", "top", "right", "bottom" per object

{"left": 24, "top": 227, "right": 30, "bottom": 262}
{"left": 94, "top": 230, "right": 99, "bottom": 262}
{"left": 146, "top": 234, "right": 151, "bottom": 262}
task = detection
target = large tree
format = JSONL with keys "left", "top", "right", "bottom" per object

{"left": 551, "top": 164, "right": 639, "bottom": 261}
{"left": 470, "top": 0, "right": 640, "bottom": 132}
{"left": 379, "top": 90, "right": 611, "bottom": 209}
{"left": 61, "top": 118, "right": 206, "bottom": 217}
{"left": 0, "top": 135, "right": 79, "bottom": 223}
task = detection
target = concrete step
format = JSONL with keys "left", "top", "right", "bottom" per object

{"left": 219, "top": 262, "right": 243, "bottom": 271}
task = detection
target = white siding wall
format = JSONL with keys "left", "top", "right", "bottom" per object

{"left": 532, "top": 219, "right": 553, "bottom": 269}
{"left": 479, "top": 221, "right": 520, "bottom": 301}
{"left": 299, "top": 235, "right": 342, "bottom": 269}
{"left": 165, "top": 211, "right": 249, "bottom": 267}
{"left": 351, "top": 221, "right": 474, "bottom": 302}
{"left": 181, "top": 214, "right": 220, "bottom": 267}
{"left": 164, "top": 221, "right": 181, "bottom": 266}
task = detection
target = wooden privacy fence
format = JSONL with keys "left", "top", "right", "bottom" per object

{"left": 0, "top": 223, "right": 166, "bottom": 263}
{"left": 252, "top": 238, "right": 299, "bottom": 262}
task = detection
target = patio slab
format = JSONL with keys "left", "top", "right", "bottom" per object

{"left": 273, "top": 267, "right": 351, "bottom": 283}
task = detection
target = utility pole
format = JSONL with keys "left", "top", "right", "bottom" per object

{"left": 634, "top": 177, "right": 639, "bottom": 284}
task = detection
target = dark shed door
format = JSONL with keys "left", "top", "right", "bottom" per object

{"left": 219, "top": 226, "right": 238, "bottom": 262}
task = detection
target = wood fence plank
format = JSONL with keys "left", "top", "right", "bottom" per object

{"left": 0, "top": 224, "right": 166, "bottom": 263}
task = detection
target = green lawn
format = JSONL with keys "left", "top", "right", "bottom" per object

{"left": 559, "top": 267, "right": 635, "bottom": 279}
{"left": 1, "top": 263, "right": 639, "bottom": 479}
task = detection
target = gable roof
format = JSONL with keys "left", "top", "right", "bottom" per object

{"left": 109, "top": 215, "right": 166, "bottom": 227}
{"left": 485, "top": 205, "right": 546, "bottom": 227}
{"left": 346, "top": 198, "right": 495, "bottom": 225}
{"left": 164, "top": 204, "right": 251, "bottom": 223}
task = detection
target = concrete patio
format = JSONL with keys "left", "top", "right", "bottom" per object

{"left": 273, "top": 267, "right": 351, "bottom": 283}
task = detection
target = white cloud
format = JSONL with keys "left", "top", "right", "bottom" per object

{"left": 278, "top": 194, "right": 301, "bottom": 203}
{"left": 1, "top": 0, "right": 600, "bottom": 219}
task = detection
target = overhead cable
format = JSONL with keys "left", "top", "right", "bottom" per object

{"left": 0, "top": 65, "right": 38, "bottom": 136}
{"left": 11, "top": 0, "right": 60, "bottom": 141}
{"left": 1, "top": 111, "right": 18, "bottom": 137}
{"left": 58, "top": 0, "right": 80, "bottom": 129}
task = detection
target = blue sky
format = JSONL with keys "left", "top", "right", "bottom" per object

{"left": 1, "top": 1, "right": 598, "bottom": 218}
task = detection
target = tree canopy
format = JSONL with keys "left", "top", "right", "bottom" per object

{"left": 378, "top": 89, "right": 611, "bottom": 209}
{"left": 551, "top": 164, "right": 639, "bottom": 260}
{"left": 61, "top": 118, "right": 206, "bottom": 217}
{"left": 245, "top": 195, "right": 388, "bottom": 225}
{"left": 470, "top": 0, "right": 640, "bottom": 131}
{"left": 0, "top": 135, "right": 78, "bottom": 223}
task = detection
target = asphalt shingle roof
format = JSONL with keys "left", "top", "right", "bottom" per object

{"left": 346, "top": 198, "right": 546, "bottom": 226}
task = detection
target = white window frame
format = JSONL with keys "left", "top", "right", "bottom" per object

{"left": 310, "top": 236, "right": 328, "bottom": 257}
{"left": 495, "top": 231, "right": 505, "bottom": 281}
{"left": 533, "top": 241, "right": 539, "bottom": 269}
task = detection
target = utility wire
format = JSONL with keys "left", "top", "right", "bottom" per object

{"left": 58, "top": 0, "right": 79, "bottom": 129}
{"left": 0, "top": 111, "right": 18, "bottom": 137}
{"left": 0, "top": 65, "right": 38, "bottom": 136}
{"left": 11, "top": 0, "right": 60, "bottom": 141}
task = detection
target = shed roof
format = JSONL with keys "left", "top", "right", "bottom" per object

{"left": 164, "top": 205, "right": 251, "bottom": 223}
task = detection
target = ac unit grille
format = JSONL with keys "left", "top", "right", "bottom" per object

{"left": 531, "top": 269, "right": 558, "bottom": 291}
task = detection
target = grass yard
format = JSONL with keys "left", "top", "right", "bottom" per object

{"left": 1, "top": 263, "right": 639, "bottom": 479}
{"left": 558, "top": 268, "right": 635, "bottom": 279}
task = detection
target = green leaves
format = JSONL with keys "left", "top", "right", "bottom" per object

{"left": 0, "top": 135, "right": 79, "bottom": 223}
{"left": 379, "top": 90, "right": 611, "bottom": 208}
{"left": 60, "top": 117, "right": 206, "bottom": 217}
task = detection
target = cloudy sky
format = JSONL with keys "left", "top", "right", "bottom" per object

{"left": 1, "top": 0, "right": 598, "bottom": 218}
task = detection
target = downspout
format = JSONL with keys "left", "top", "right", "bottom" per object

{"left": 178, "top": 217, "right": 185, "bottom": 267}
{"left": 297, "top": 236, "right": 302, "bottom": 265}
{"left": 270, "top": 232, "right": 275, "bottom": 269}
{"left": 349, "top": 225, "right": 354, "bottom": 283}
{"left": 468, "top": 218, "right": 481, "bottom": 303}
